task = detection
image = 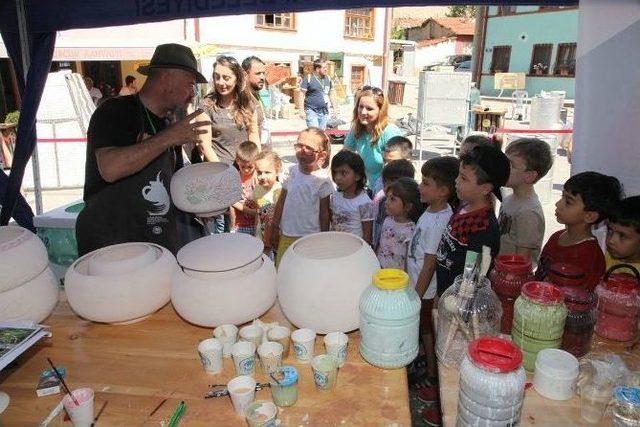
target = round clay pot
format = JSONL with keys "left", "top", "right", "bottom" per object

{"left": 87, "top": 243, "right": 157, "bottom": 276}
{"left": 0, "top": 266, "right": 58, "bottom": 323}
{"left": 277, "top": 232, "right": 380, "bottom": 334}
{"left": 65, "top": 243, "right": 177, "bottom": 324}
{"left": 0, "top": 225, "right": 49, "bottom": 292}
{"left": 170, "top": 162, "right": 242, "bottom": 217}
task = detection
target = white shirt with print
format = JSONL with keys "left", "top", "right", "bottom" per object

{"left": 330, "top": 191, "right": 375, "bottom": 238}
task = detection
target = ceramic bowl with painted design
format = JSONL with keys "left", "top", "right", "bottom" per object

{"left": 277, "top": 232, "right": 380, "bottom": 334}
{"left": 171, "top": 233, "right": 277, "bottom": 327}
{"left": 0, "top": 225, "right": 49, "bottom": 292}
{"left": 65, "top": 242, "right": 177, "bottom": 324}
{"left": 170, "top": 162, "right": 242, "bottom": 217}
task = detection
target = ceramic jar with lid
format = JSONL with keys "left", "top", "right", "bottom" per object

{"left": 457, "top": 337, "right": 526, "bottom": 427}
{"left": 359, "top": 269, "right": 421, "bottom": 369}
{"left": 172, "top": 233, "right": 277, "bottom": 327}
{"left": 489, "top": 254, "right": 534, "bottom": 334}
{"left": 512, "top": 281, "right": 567, "bottom": 371}
{"left": 594, "top": 265, "right": 640, "bottom": 342}
{"left": 436, "top": 275, "right": 502, "bottom": 368}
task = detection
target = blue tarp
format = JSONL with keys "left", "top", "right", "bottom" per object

{"left": 0, "top": 0, "right": 578, "bottom": 225}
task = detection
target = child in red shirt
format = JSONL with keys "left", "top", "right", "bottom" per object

{"left": 536, "top": 172, "right": 623, "bottom": 290}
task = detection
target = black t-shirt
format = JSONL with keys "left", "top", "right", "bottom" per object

{"left": 77, "top": 95, "right": 180, "bottom": 255}
{"left": 435, "top": 206, "right": 500, "bottom": 296}
{"left": 301, "top": 74, "right": 332, "bottom": 113}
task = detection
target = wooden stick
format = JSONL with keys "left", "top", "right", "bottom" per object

{"left": 46, "top": 357, "right": 78, "bottom": 406}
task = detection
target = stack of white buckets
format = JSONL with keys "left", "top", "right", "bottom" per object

{"left": 506, "top": 91, "right": 565, "bottom": 204}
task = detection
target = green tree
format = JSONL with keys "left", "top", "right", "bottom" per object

{"left": 391, "top": 26, "right": 406, "bottom": 40}
{"left": 446, "top": 6, "right": 478, "bottom": 18}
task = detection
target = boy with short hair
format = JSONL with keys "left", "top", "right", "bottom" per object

{"left": 435, "top": 145, "right": 510, "bottom": 296}
{"left": 371, "top": 136, "right": 413, "bottom": 195}
{"left": 605, "top": 196, "right": 640, "bottom": 273}
{"left": 536, "top": 172, "right": 623, "bottom": 290}
{"left": 373, "top": 159, "right": 415, "bottom": 250}
{"left": 231, "top": 140, "right": 260, "bottom": 235}
{"left": 498, "top": 138, "right": 553, "bottom": 263}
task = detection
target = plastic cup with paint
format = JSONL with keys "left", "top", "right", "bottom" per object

{"left": 245, "top": 400, "right": 278, "bottom": 427}
{"left": 257, "top": 341, "right": 284, "bottom": 376}
{"left": 62, "top": 388, "right": 95, "bottom": 427}
{"left": 239, "top": 325, "right": 264, "bottom": 348}
{"left": 323, "top": 332, "right": 349, "bottom": 368}
{"left": 198, "top": 338, "right": 223, "bottom": 374}
{"left": 231, "top": 341, "right": 257, "bottom": 376}
{"left": 213, "top": 324, "right": 238, "bottom": 358}
{"left": 227, "top": 375, "right": 257, "bottom": 416}
{"left": 311, "top": 354, "right": 338, "bottom": 391}
{"left": 291, "top": 328, "right": 316, "bottom": 363}
{"left": 267, "top": 326, "right": 291, "bottom": 358}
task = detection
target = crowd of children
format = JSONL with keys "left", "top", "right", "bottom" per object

{"left": 222, "top": 125, "right": 638, "bottom": 425}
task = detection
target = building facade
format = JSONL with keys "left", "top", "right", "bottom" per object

{"left": 479, "top": 6, "right": 578, "bottom": 98}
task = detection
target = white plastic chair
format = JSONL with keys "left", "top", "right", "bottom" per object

{"left": 511, "top": 90, "right": 529, "bottom": 121}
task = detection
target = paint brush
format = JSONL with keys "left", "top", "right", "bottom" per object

{"left": 269, "top": 373, "right": 283, "bottom": 386}
{"left": 91, "top": 400, "right": 108, "bottom": 426}
{"left": 148, "top": 398, "right": 168, "bottom": 417}
{"left": 46, "top": 357, "right": 78, "bottom": 406}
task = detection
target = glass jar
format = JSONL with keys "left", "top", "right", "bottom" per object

{"left": 595, "top": 265, "right": 640, "bottom": 342}
{"left": 489, "top": 254, "right": 534, "bottom": 335}
{"left": 436, "top": 275, "right": 502, "bottom": 368}
{"left": 359, "top": 269, "right": 421, "bottom": 369}
{"left": 560, "top": 287, "right": 596, "bottom": 357}
{"left": 612, "top": 386, "right": 640, "bottom": 427}
{"left": 512, "top": 281, "right": 567, "bottom": 371}
{"left": 457, "top": 337, "right": 526, "bottom": 427}
{"left": 269, "top": 365, "right": 298, "bottom": 407}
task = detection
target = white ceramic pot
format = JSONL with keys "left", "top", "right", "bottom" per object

{"left": 0, "top": 225, "right": 49, "bottom": 292}
{"left": 277, "top": 232, "right": 380, "bottom": 334}
{"left": 65, "top": 243, "right": 177, "bottom": 324}
{"left": 87, "top": 243, "right": 156, "bottom": 276}
{"left": 0, "top": 266, "right": 58, "bottom": 323}
{"left": 170, "top": 162, "right": 242, "bottom": 217}
{"left": 171, "top": 234, "right": 277, "bottom": 327}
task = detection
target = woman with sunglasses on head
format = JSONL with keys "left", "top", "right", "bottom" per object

{"left": 196, "top": 55, "right": 260, "bottom": 165}
{"left": 344, "top": 86, "right": 404, "bottom": 187}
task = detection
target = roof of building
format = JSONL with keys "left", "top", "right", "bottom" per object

{"left": 430, "top": 17, "right": 475, "bottom": 36}
{"left": 416, "top": 36, "right": 450, "bottom": 48}
{"left": 392, "top": 17, "right": 425, "bottom": 30}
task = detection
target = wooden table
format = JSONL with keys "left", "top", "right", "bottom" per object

{"left": 438, "top": 332, "right": 640, "bottom": 426}
{"left": 471, "top": 108, "right": 507, "bottom": 133}
{"left": 0, "top": 296, "right": 411, "bottom": 426}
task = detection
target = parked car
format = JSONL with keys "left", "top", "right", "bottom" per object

{"left": 455, "top": 60, "right": 471, "bottom": 72}
{"left": 424, "top": 54, "right": 472, "bottom": 71}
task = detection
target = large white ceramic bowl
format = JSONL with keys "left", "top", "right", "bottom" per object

{"left": 171, "top": 234, "right": 277, "bottom": 327}
{"left": 65, "top": 242, "right": 177, "bottom": 324}
{"left": 277, "top": 232, "right": 380, "bottom": 334}
{"left": 0, "top": 225, "right": 49, "bottom": 292}
{"left": 0, "top": 266, "right": 59, "bottom": 323}
{"left": 170, "top": 162, "right": 242, "bottom": 217}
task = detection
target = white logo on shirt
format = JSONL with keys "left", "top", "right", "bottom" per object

{"left": 141, "top": 171, "right": 170, "bottom": 216}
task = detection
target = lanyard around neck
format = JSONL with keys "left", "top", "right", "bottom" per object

{"left": 313, "top": 74, "right": 326, "bottom": 89}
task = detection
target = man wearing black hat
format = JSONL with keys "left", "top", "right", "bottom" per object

{"left": 76, "top": 43, "right": 210, "bottom": 256}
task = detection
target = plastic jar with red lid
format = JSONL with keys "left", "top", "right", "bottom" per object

{"left": 594, "top": 265, "right": 640, "bottom": 342}
{"left": 560, "top": 286, "right": 596, "bottom": 357}
{"left": 457, "top": 337, "right": 526, "bottom": 426}
{"left": 512, "top": 281, "right": 567, "bottom": 371}
{"left": 489, "top": 254, "right": 534, "bottom": 334}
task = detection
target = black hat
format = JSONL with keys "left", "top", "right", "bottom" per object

{"left": 469, "top": 145, "right": 511, "bottom": 201}
{"left": 137, "top": 43, "right": 207, "bottom": 83}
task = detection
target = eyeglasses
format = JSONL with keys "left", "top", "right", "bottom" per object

{"left": 294, "top": 143, "right": 320, "bottom": 154}
{"left": 360, "top": 86, "right": 384, "bottom": 96}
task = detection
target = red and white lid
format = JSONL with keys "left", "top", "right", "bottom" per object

{"left": 522, "top": 281, "right": 564, "bottom": 305}
{"left": 468, "top": 337, "right": 522, "bottom": 373}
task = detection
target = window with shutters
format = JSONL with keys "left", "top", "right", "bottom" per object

{"left": 256, "top": 13, "right": 295, "bottom": 31}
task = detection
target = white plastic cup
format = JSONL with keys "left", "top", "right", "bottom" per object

{"left": 62, "top": 388, "right": 95, "bottom": 427}
{"left": 198, "top": 338, "right": 223, "bottom": 374}
{"left": 324, "top": 332, "right": 349, "bottom": 368}
{"left": 227, "top": 375, "right": 257, "bottom": 416}
{"left": 245, "top": 400, "right": 278, "bottom": 427}
{"left": 239, "top": 325, "right": 264, "bottom": 348}
{"left": 257, "top": 341, "right": 284, "bottom": 376}
{"left": 311, "top": 354, "right": 338, "bottom": 391}
{"left": 291, "top": 328, "right": 316, "bottom": 363}
{"left": 232, "top": 341, "right": 257, "bottom": 376}
{"left": 580, "top": 384, "right": 611, "bottom": 424}
{"left": 213, "top": 324, "right": 238, "bottom": 358}
{"left": 267, "top": 326, "right": 291, "bottom": 358}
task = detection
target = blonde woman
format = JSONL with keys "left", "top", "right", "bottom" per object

{"left": 344, "top": 86, "right": 403, "bottom": 186}
{"left": 197, "top": 55, "right": 259, "bottom": 164}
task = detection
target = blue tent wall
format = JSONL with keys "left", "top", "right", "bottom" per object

{"left": 0, "top": 0, "right": 578, "bottom": 225}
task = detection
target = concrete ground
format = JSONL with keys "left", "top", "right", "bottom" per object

{"left": 21, "top": 88, "right": 568, "bottom": 242}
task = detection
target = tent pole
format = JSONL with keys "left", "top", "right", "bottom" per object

{"left": 17, "top": 0, "right": 43, "bottom": 214}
